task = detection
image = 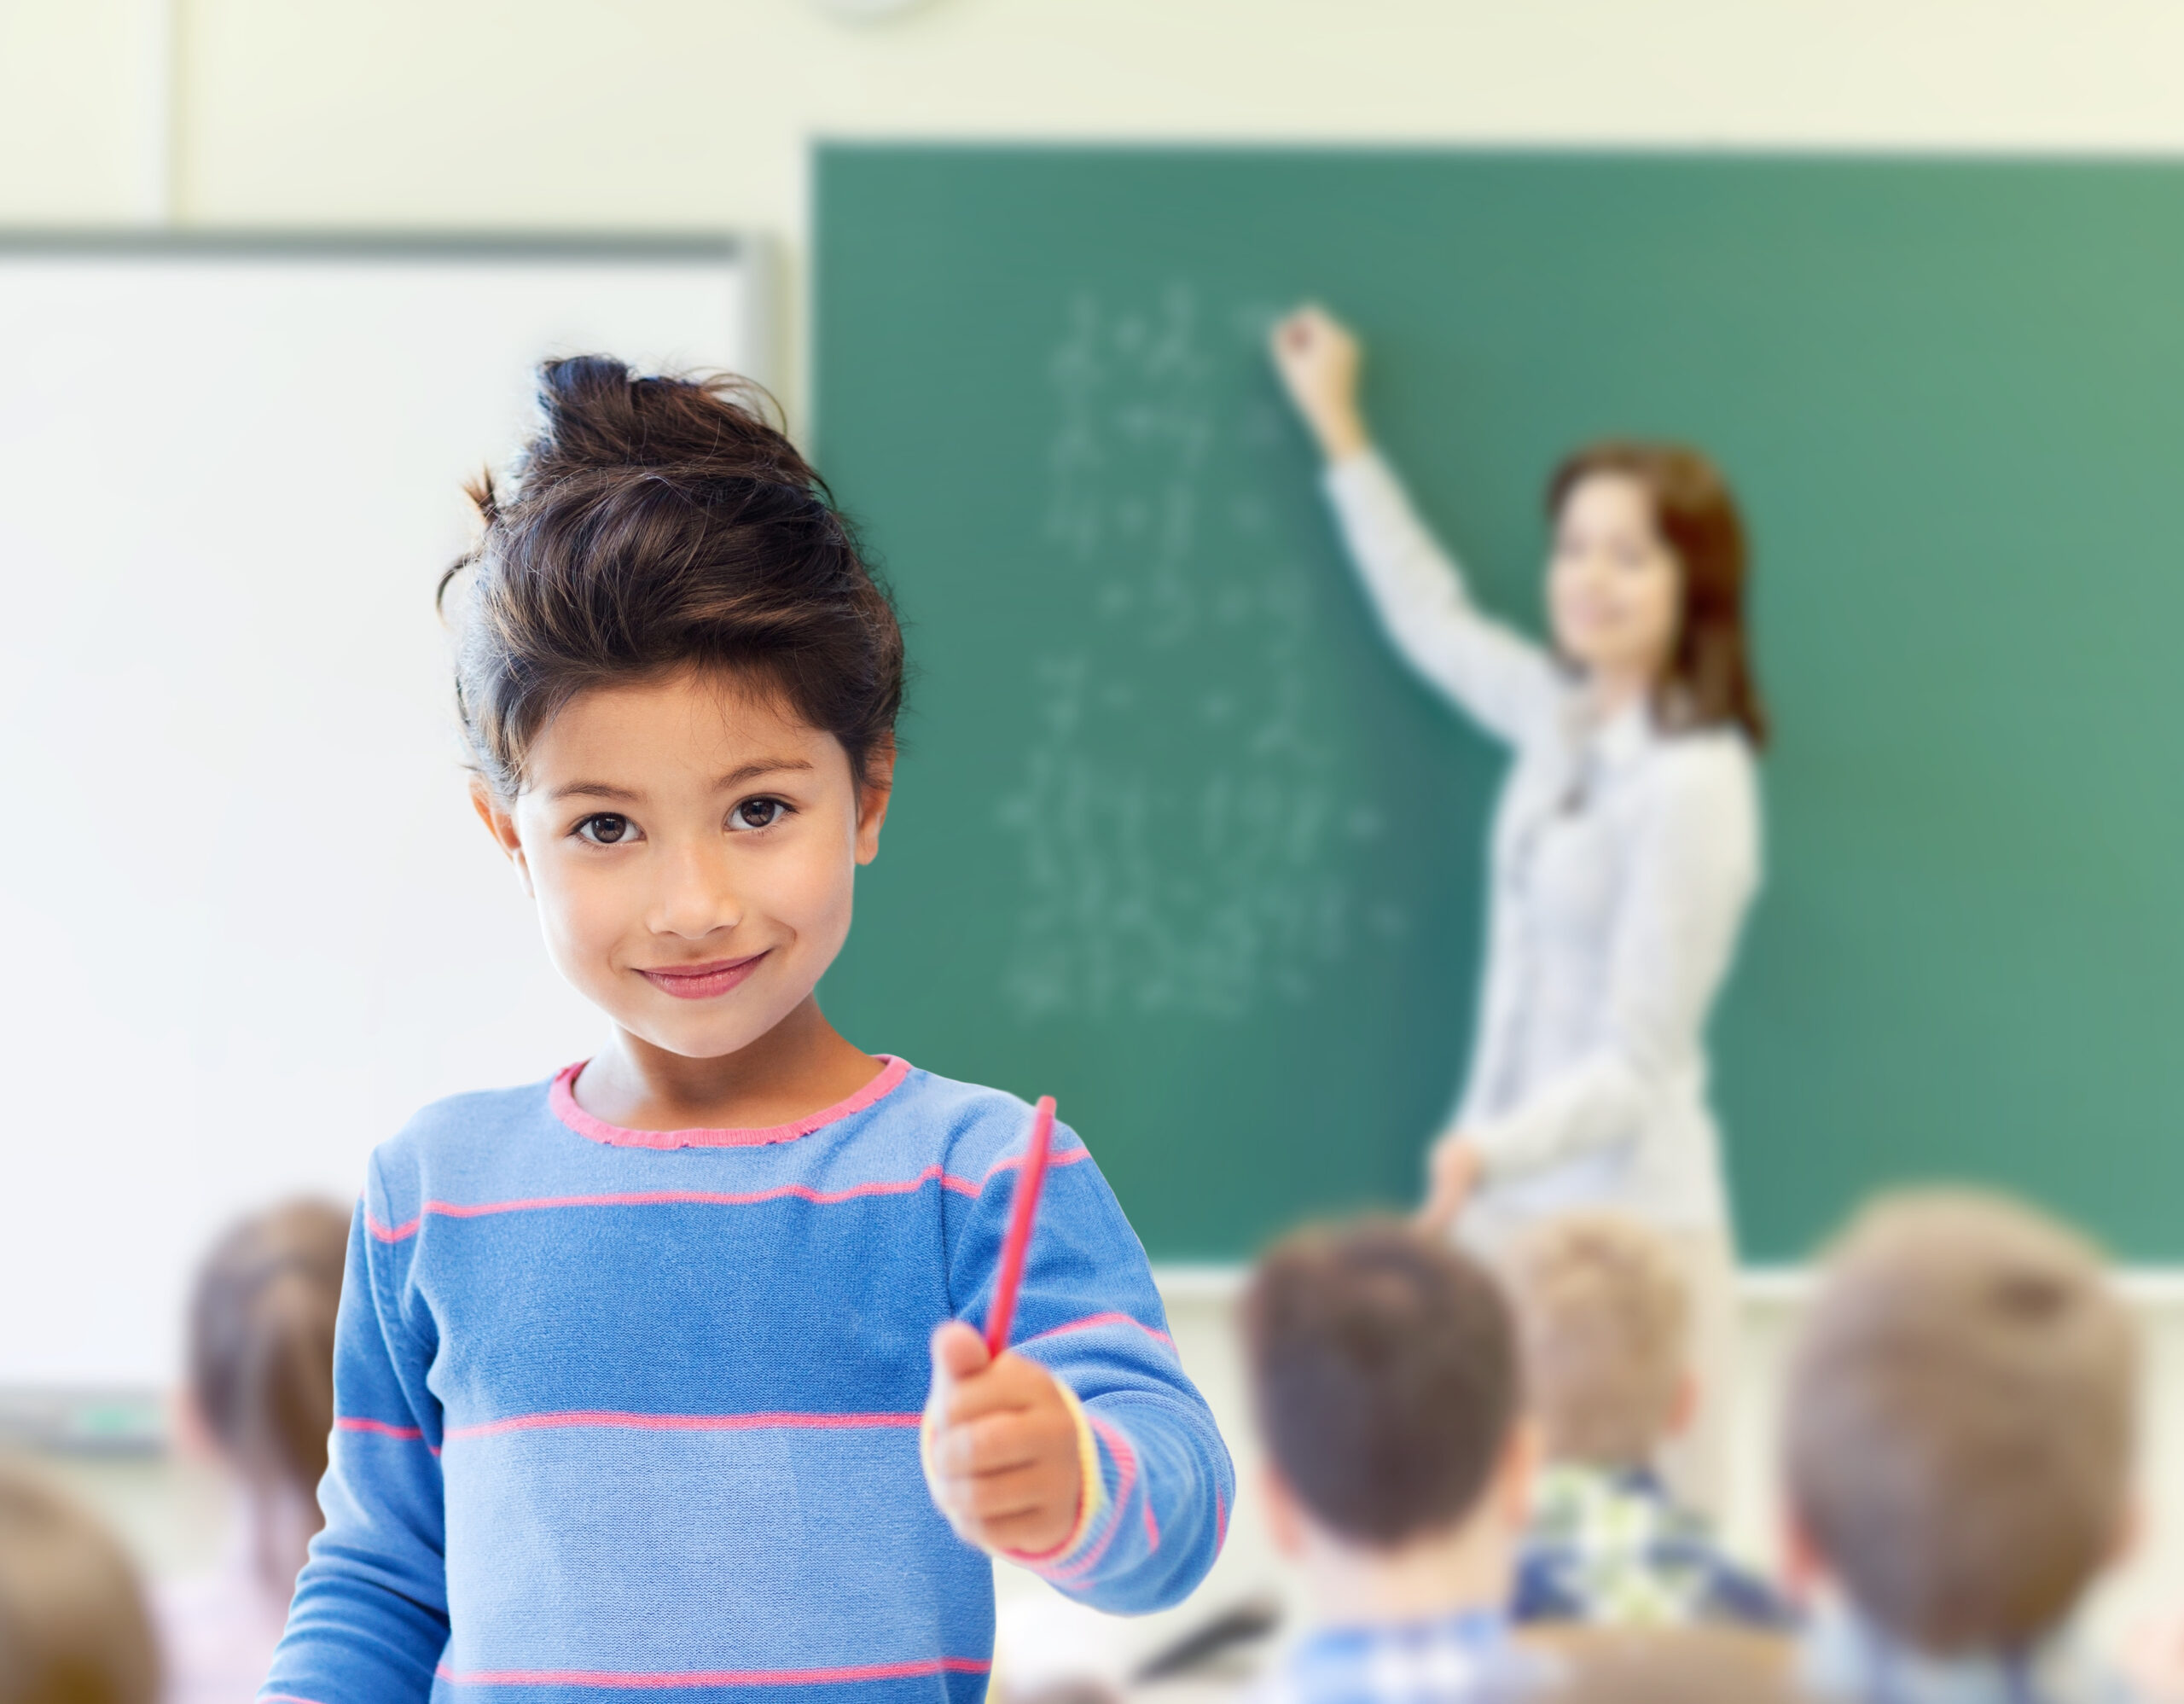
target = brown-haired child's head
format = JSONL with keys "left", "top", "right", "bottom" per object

{"left": 444, "top": 359, "right": 907, "bottom": 1064}
{"left": 1786, "top": 1190, "right": 2135, "bottom": 1655}
{"left": 187, "top": 1200, "right": 349, "bottom": 1508}
{"left": 0, "top": 1459, "right": 159, "bottom": 1704}
{"left": 1243, "top": 1216, "right": 1520, "bottom": 1550}
{"left": 1507, "top": 1213, "right": 1689, "bottom": 1470}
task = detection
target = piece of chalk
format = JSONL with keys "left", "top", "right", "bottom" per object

{"left": 983, "top": 1096, "right": 1058, "bottom": 1358}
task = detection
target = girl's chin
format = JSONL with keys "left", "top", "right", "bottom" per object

{"left": 617, "top": 997, "right": 810, "bottom": 1064}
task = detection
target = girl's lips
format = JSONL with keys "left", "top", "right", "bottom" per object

{"left": 637, "top": 952, "right": 769, "bottom": 1001}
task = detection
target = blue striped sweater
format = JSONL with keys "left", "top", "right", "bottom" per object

{"left": 265, "top": 1056, "right": 1233, "bottom": 1704}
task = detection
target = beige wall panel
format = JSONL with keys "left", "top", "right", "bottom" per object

{"left": 0, "top": 0, "right": 160, "bottom": 220}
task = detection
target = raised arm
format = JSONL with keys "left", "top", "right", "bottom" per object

{"left": 1270, "top": 306, "right": 1564, "bottom": 747}
{"left": 1458, "top": 738, "right": 1761, "bottom": 1189}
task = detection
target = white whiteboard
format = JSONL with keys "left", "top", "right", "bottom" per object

{"left": 0, "top": 238, "right": 767, "bottom": 1387}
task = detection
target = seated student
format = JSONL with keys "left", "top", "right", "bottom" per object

{"left": 1786, "top": 1191, "right": 2138, "bottom": 1704}
{"left": 1505, "top": 1213, "right": 1792, "bottom": 1631}
{"left": 0, "top": 1457, "right": 160, "bottom": 1704}
{"left": 158, "top": 1200, "right": 349, "bottom": 1704}
{"left": 1242, "top": 1216, "right": 1553, "bottom": 1704}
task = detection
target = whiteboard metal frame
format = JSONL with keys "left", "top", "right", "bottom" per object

{"left": 0, "top": 230, "right": 780, "bottom": 396}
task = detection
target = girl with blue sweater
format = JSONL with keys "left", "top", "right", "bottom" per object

{"left": 264, "top": 360, "right": 1232, "bottom": 1704}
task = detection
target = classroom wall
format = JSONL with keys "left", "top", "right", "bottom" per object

{"left": 10, "top": 0, "right": 2184, "bottom": 417}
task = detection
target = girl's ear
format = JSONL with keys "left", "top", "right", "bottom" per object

{"left": 470, "top": 777, "right": 534, "bottom": 898}
{"left": 854, "top": 740, "right": 897, "bottom": 867}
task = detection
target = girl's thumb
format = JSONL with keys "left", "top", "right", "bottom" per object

{"left": 929, "top": 1320, "right": 991, "bottom": 1383}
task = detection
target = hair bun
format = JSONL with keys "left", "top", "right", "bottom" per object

{"left": 532, "top": 354, "right": 794, "bottom": 481}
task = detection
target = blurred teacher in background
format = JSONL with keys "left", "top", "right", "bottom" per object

{"left": 1270, "top": 305, "right": 1766, "bottom": 1513}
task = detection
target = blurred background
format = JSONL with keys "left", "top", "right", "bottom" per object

{"left": 9, "top": 0, "right": 2184, "bottom": 1692}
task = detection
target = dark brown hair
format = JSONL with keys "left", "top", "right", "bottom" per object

{"left": 1548, "top": 443, "right": 1769, "bottom": 750}
{"left": 1242, "top": 1216, "right": 1518, "bottom": 1548}
{"left": 188, "top": 1199, "right": 350, "bottom": 1506}
{"left": 0, "top": 1459, "right": 160, "bottom": 1704}
{"left": 1786, "top": 1191, "right": 2135, "bottom": 1653}
{"left": 440, "top": 358, "right": 903, "bottom": 797}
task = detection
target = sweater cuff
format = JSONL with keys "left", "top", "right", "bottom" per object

{"left": 1321, "top": 444, "right": 1388, "bottom": 502}
{"left": 1464, "top": 1119, "right": 1528, "bottom": 1187}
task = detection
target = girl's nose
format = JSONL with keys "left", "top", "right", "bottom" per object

{"left": 651, "top": 845, "right": 742, "bottom": 939}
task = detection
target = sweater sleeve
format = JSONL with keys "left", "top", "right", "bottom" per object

{"left": 1471, "top": 742, "right": 1761, "bottom": 1184}
{"left": 263, "top": 1165, "right": 448, "bottom": 1704}
{"left": 1323, "top": 448, "right": 1565, "bottom": 747}
{"left": 939, "top": 1120, "right": 1234, "bottom": 1615}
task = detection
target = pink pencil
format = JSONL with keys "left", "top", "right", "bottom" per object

{"left": 984, "top": 1096, "right": 1058, "bottom": 1358}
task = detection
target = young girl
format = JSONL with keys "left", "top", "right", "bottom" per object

{"left": 160, "top": 1200, "right": 348, "bottom": 1704}
{"left": 266, "top": 360, "right": 1232, "bottom": 1702}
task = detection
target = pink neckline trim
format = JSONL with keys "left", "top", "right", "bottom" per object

{"left": 549, "top": 1056, "right": 912, "bottom": 1150}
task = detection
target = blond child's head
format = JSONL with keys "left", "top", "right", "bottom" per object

{"left": 0, "top": 1458, "right": 159, "bottom": 1704}
{"left": 1505, "top": 1212, "right": 1689, "bottom": 1469}
{"left": 1786, "top": 1189, "right": 2135, "bottom": 1654}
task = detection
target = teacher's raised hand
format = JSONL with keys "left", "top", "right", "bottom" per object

{"left": 1416, "top": 1135, "right": 1485, "bottom": 1238}
{"left": 1269, "top": 305, "right": 1370, "bottom": 464}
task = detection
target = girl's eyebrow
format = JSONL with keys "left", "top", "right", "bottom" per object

{"left": 718, "top": 758, "right": 815, "bottom": 788}
{"left": 549, "top": 781, "right": 642, "bottom": 803}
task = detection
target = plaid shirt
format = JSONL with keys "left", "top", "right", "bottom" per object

{"left": 1514, "top": 1463, "right": 1796, "bottom": 1631}
{"left": 1255, "top": 1609, "right": 1554, "bottom": 1704}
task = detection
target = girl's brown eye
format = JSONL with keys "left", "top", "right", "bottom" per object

{"left": 732, "top": 798, "right": 787, "bottom": 831}
{"left": 576, "top": 814, "right": 633, "bottom": 845}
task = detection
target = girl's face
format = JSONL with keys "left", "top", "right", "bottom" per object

{"left": 475, "top": 669, "right": 890, "bottom": 1061}
{"left": 1546, "top": 471, "right": 1683, "bottom": 689}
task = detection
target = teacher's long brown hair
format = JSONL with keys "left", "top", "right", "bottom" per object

{"left": 1548, "top": 443, "right": 1769, "bottom": 751}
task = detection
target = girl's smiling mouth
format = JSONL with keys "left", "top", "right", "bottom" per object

{"left": 636, "top": 952, "right": 770, "bottom": 1000}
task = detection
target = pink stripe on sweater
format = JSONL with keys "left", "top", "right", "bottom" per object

{"left": 366, "top": 1166, "right": 984, "bottom": 1243}
{"left": 444, "top": 1410, "right": 922, "bottom": 1441}
{"left": 551, "top": 1056, "right": 912, "bottom": 1149}
{"left": 336, "top": 1416, "right": 425, "bottom": 1440}
{"left": 1024, "top": 1311, "right": 1174, "bottom": 1351}
{"left": 982, "top": 1145, "right": 1091, "bottom": 1185}
{"left": 434, "top": 1657, "right": 991, "bottom": 1689}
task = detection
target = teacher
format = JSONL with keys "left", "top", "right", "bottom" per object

{"left": 1271, "top": 305, "right": 1767, "bottom": 1510}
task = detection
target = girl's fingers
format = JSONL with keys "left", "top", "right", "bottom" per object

{"left": 928, "top": 1410, "right": 1048, "bottom": 1478}
{"left": 938, "top": 1460, "right": 1062, "bottom": 1526}
{"left": 935, "top": 1352, "right": 1058, "bottom": 1428}
{"left": 981, "top": 1506, "right": 1077, "bottom": 1555}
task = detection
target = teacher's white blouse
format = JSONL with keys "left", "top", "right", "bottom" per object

{"left": 1325, "top": 450, "right": 1761, "bottom": 1238}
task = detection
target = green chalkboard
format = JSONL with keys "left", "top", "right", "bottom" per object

{"left": 814, "top": 147, "right": 2184, "bottom": 1263}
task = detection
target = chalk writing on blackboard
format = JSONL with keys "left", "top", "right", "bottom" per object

{"left": 996, "top": 287, "right": 1401, "bottom": 1021}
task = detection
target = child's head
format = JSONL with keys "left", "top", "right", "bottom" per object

{"left": 1242, "top": 1216, "right": 1524, "bottom": 1558}
{"left": 1506, "top": 1213, "right": 1689, "bottom": 1470}
{"left": 0, "top": 1458, "right": 159, "bottom": 1704}
{"left": 1785, "top": 1189, "right": 2135, "bottom": 1655}
{"left": 444, "top": 358, "right": 903, "bottom": 1061}
{"left": 185, "top": 1199, "right": 349, "bottom": 1512}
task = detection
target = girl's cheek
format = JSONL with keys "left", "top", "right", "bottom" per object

{"left": 534, "top": 857, "right": 627, "bottom": 960}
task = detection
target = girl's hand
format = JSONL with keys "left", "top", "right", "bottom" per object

{"left": 1417, "top": 1135, "right": 1485, "bottom": 1237}
{"left": 1269, "top": 305, "right": 1370, "bottom": 463}
{"left": 925, "top": 1321, "right": 1083, "bottom": 1558}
